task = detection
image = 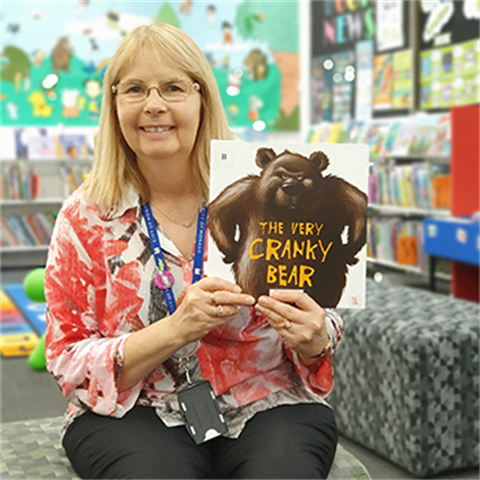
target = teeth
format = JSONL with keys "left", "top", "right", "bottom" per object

{"left": 144, "top": 127, "right": 171, "bottom": 133}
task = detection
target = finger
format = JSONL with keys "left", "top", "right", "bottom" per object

{"left": 256, "top": 295, "right": 297, "bottom": 321}
{"left": 269, "top": 289, "right": 311, "bottom": 308}
{"left": 200, "top": 275, "right": 242, "bottom": 293}
{"left": 208, "top": 289, "right": 255, "bottom": 307}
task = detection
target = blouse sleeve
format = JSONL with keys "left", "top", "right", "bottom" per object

{"left": 285, "top": 309, "right": 344, "bottom": 398}
{"left": 44, "top": 197, "right": 144, "bottom": 417}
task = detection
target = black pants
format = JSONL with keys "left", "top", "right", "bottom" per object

{"left": 63, "top": 403, "right": 338, "bottom": 479}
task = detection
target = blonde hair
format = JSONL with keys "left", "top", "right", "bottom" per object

{"left": 83, "top": 23, "right": 234, "bottom": 208}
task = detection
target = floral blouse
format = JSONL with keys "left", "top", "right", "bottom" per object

{"left": 45, "top": 185, "right": 344, "bottom": 438}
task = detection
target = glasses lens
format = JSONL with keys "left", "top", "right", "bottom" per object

{"left": 159, "top": 80, "right": 190, "bottom": 102}
{"left": 119, "top": 83, "right": 147, "bottom": 102}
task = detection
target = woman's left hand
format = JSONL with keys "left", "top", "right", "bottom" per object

{"left": 255, "top": 290, "right": 330, "bottom": 365}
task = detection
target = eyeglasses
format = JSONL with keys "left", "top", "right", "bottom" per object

{"left": 111, "top": 79, "right": 200, "bottom": 103}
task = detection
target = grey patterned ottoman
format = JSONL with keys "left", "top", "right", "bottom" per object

{"left": 330, "top": 278, "right": 479, "bottom": 478}
{"left": 1, "top": 416, "right": 370, "bottom": 479}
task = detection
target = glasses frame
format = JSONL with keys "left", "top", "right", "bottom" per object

{"left": 111, "top": 79, "right": 201, "bottom": 103}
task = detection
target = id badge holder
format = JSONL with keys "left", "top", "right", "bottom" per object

{"left": 177, "top": 380, "right": 228, "bottom": 444}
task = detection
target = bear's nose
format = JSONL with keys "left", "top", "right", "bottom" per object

{"left": 281, "top": 180, "right": 304, "bottom": 196}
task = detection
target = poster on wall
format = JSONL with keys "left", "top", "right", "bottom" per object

{"left": 355, "top": 40, "right": 374, "bottom": 120}
{"left": 1, "top": 1, "right": 300, "bottom": 131}
{"left": 331, "top": 51, "right": 355, "bottom": 122}
{"left": 373, "top": 53, "right": 394, "bottom": 110}
{"left": 419, "top": 0, "right": 480, "bottom": 109}
{"left": 392, "top": 50, "right": 413, "bottom": 109}
{"left": 375, "top": 0, "right": 405, "bottom": 52}
{"left": 311, "top": 56, "right": 333, "bottom": 124}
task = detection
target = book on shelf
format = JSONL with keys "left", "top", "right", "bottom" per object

{"left": 2, "top": 164, "right": 39, "bottom": 201}
{"left": 368, "top": 217, "right": 424, "bottom": 268}
{"left": 369, "top": 161, "right": 449, "bottom": 211}
{"left": 408, "top": 116, "right": 439, "bottom": 156}
{"left": 427, "top": 113, "right": 451, "bottom": 157}
{"left": 207, "top": 140, "right": 369, "bottom": 309}
{"left": 306, "top": 114, "right": 451, "bottom": 160}
{"left": 2, "top": 213, "right": 55, "bottom": 247}
{"left": 55, "top": 134, "right": 88, "bottom": 160}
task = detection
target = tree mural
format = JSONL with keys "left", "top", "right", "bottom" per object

{"left": 155, "top": 2, "right": 181, "bottom": 28}
{"left": 1, "top": 46, "right": 31, "bottom": 92}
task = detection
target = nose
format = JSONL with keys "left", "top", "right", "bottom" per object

{"left": 144, "top": 86, "right": 167, "bottom": 113}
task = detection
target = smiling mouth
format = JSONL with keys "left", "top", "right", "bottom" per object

{"left": 142, "top": 126, "right": 173, "bottom": 133}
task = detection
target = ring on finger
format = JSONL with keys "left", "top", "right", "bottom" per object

{"left": 217, "top": 305, "right": 224, "bottom": 318}
{"left": 284, "top": 318, "right": 292, "bottom": 330}
{"left": 210, "top": 292, "right": 217, "bottom": 305}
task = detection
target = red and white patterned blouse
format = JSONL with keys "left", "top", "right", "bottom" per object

{"left": 45, "top": 186, "right": 344, "bottom": 438}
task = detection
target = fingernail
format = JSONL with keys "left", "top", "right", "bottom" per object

{"left": 258, "top": 296, "right": 268, "bottom": 306}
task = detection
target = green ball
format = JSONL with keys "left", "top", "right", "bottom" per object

{"left": 23, "top": 268, "right": 46, "bottom": 303}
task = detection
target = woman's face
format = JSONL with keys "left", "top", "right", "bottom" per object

{"left": 115, "top": 48, "right": 202, "bottom": 171}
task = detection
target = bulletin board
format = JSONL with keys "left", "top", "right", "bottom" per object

{"left": 310, "top": 0, "right": 412, "bottom": 122}
{"left": 1, "top": 1, "right": 300, "bottom": 131}
{"left": 418, "top": 0, "right": 480, "bottom": 110}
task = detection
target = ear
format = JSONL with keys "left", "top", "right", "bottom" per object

{"left": 255, "top": 147, "right": 277, "bottom": 169}
{"left": 309, "top": 150, "right": 330, "bottom": 172}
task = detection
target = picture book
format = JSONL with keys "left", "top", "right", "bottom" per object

{"left": 207, "top": 141, "right": 369, "bottom": 309}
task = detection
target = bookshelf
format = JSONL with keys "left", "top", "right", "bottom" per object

{"left": 1, "top": 158, "right": 92, "bottom": 268}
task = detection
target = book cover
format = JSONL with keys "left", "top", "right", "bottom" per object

{"left": 55, "top": 134, "right": 88, "bottom": 159}
{"left": 207, "top": 141, "right": 369, "bottom": 309}
{"left": 427, "top": 113, "right": 451, "bottom": 157}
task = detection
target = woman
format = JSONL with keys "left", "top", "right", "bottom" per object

{"left": 45, "top": 23, "right": 343, "bottom": 479}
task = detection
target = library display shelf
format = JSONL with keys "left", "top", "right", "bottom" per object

{"left": 366, "top": 257, "right": 451, "bottom": 282}
{"left": 368, "top": 204, "right": 450, "bottom": 217}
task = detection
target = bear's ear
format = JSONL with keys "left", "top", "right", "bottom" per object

{"left": 309, "top": 150, "right": 329, "bottom": 172}
{"left": 255, "top": 147, "right": 277, "bottom": 169}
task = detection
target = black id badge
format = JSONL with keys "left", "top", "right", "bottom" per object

{"left": 177, "top": 380, "right": 228, "bottom": 444}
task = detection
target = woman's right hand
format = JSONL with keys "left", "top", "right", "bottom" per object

{"left": 169, "top": 276, "right": 256, "bottom": 345}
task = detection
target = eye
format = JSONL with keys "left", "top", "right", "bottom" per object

{"left": 164, "top": 82, "right": 187, "bottom": 93}
{"left": 296, "top": 175, "right": 304, "bottom": 181}
{"left": 281, "top": 173, "right": 289, "bottom": 181}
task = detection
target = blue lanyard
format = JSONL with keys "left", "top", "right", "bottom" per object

{"left": 142, "top": 201, "right": 208, "bottom": 315}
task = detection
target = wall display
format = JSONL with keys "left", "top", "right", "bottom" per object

{"left": 331, "top": 50, "right": 355, "bottom": 122}
{"left": 419, "top": 0, "right": 480, "bottom": 109}
{"left": 392, "top": 50, "right": 413, "bottom": 109}
{"left": 311, "top": 50, "right": 354, "bottom": 123}
{"left": 355, "top": 40, "right": 374, "bottom": 120}
{"left": 373, "top": 53, "right": 394, "bottom": 110}
{"left": 311, "top": 56, "right": 333, "bottom": 123}
{"left": 375, "top": 0, "right": 405, "bottom": 52}
{"left": 420, "top": 38, "right": 480, "bottom": 109}
{"left": 311, "top": 0, "right": 375, "bottom": 56}
{"left": 1, "top": 1, "right": 300, "bottom": 131}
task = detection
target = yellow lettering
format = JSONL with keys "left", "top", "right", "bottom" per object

{"left": 315, "top": 223, "right": 324, "bottom": 236}
{"left": 259, "top": 222, "right": 268, "bottom": 235}
{"left": 299, "top": 266, "right": 315, "bottom": 288}
{"left": 266, "top": 239, "right": 282, "bottom": 261}
{"left": 305, "top": 222, "right": 314, "bottom": 236}
{"left": 249, "top": 238, "right": 264, "bottom": 259}
{"left": 287, "top": 265, "right": 298, "bottom": 286}
{"left": 305, "top": 240, "right": 319, "bottom": 260}
{"left": 293, "top": 240, "right": 305, "bottom": 258}
{"left": 278, "top": 265, "right": 288, "bottom": 286}
{"left": 280, "top": 239, "right": 292, "bottom": 260}
{"left": 267, "top": 265, "right": 277, "bottom": 284}
{"left": 291, "top": 222, "right": 299, "bottom": 234}
{"left": 318, "top": 240, "right": 333, "bottom": 262}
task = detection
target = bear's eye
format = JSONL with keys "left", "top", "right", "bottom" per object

{"left": 281, "top": 173, "right": 290, "bottom": 180}
{"left": 297, "top": 175, "right": 304, "bottom": 181}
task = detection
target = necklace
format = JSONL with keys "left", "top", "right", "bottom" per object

{"left": 151, "top": 202, "right": 199, "bottom": 229}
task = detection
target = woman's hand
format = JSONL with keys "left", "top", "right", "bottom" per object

{"left": 254, "top": 290, "right": 330, "bottom": 364}
{"left": 169, "top": 276, "right": 256, "bottom": 345}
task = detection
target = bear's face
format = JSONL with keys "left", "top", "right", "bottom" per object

{"left": 257, "top": 152, "right": 322, "bottom": 212}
